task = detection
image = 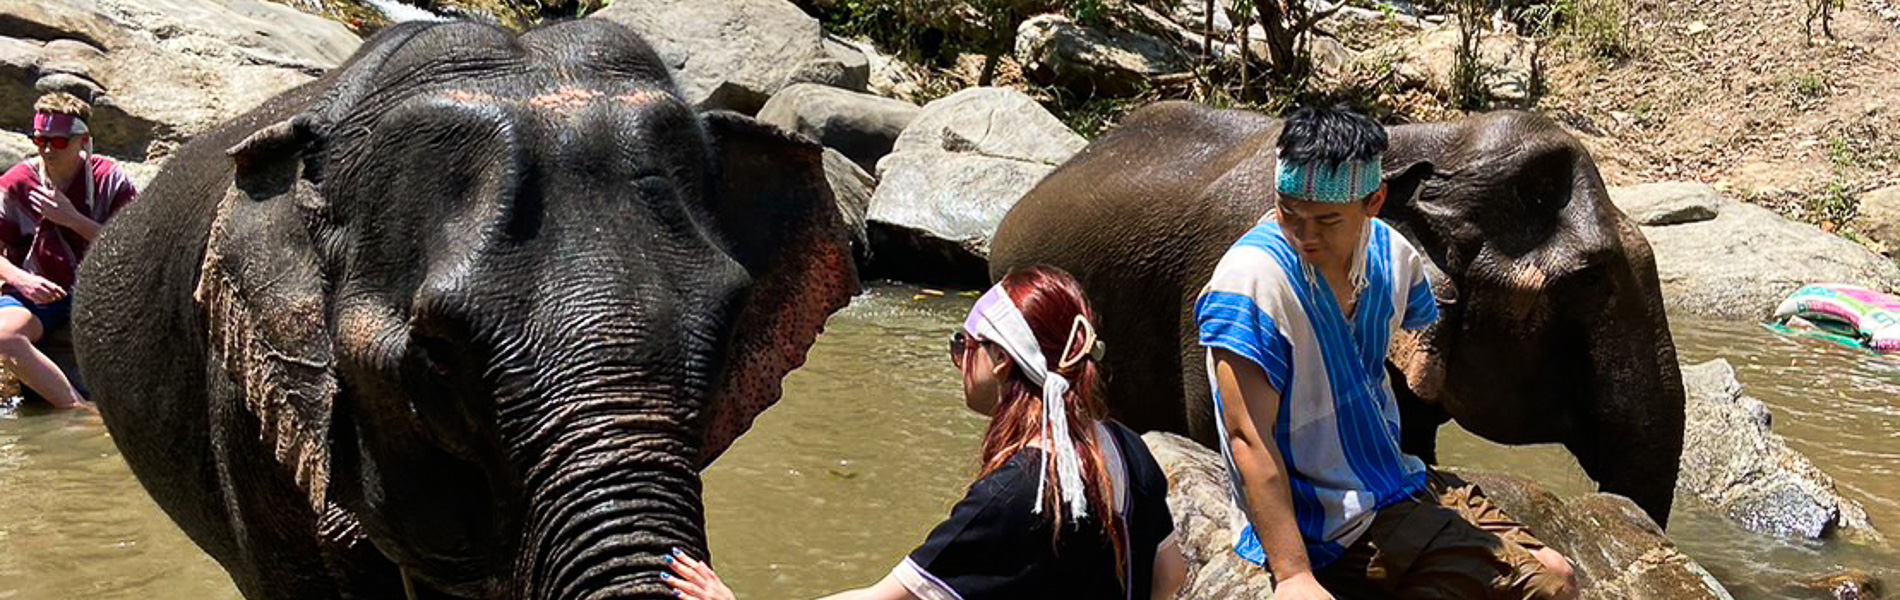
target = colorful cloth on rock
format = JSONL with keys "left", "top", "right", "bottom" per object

{"left": 1194, "top": 216, "right": 1440, "bottom": 569}
{"left": 0, "top": 155, "right": 139, "bottom": 291}
{"left": 1772, "top": 283, "right": 1900, "bottom": 354}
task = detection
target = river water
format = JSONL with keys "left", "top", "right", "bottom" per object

{"left": 1, "top": 284, "right": 1894, "bottom": 599}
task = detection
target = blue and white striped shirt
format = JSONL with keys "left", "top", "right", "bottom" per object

{"left": 1195, "top": 217, "right": 1440, "bottom": 569}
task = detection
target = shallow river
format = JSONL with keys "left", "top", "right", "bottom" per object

{"left": 1, "top": 284, "right": 1894, "bottom": 599}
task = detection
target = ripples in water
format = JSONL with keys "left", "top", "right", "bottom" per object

{"left": 2, "top": 287, "right": 1894, "bottom": 598}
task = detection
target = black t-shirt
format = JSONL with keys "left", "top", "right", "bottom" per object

{"left": 904, "top": 422, "right": 1174, "bottom": 599}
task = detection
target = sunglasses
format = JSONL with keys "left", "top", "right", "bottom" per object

{"left": 948, "top": 330, "right": 976, "bottom": 368}
{"left": 31, "top": 135, "right": 76, "bottom": 151}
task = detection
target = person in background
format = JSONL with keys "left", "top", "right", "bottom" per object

{"left": 1196, "top": 104, "right": 1578, "bottom": 600}
{"left": 0, "top": 92, "right": 139, "bottom": 411}
{"left": 666, "top": 265, "right": 1188, "bottom": 600}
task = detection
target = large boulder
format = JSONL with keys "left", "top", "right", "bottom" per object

{"left": 865, "top": 87, "right": 1086, "bottom": 287}
{"left": 1610, "top": 182, "right": 1724, "bottom": 226}
{"left": 1353, "top": 24, "right": 1537, "bottom": 102}
{"left": 819, "top": 147, "right": 874, "bottom": 267}
{"left": 1014, "top": 13, "right": 1194, "bottom": 97}
{"left": 0, "top": 0, "right": 361, "bottom": 161}
{"left": 1858, "top": 184, "right": 1900, "bottom": 254}
{"left": 757, "top": 83, "right": 920, "bottom": 174}
{"left": 0, "top": 131, "right": 31, "bottom": 169}
{"left": 591, "top": 0, "right": 867, "bottom": 115}
{"left": 1678, "top": 359, "right": 1882, "bottom": 543}
{"left": 1141, "top": 432, "right": 1736, "bottom": 600}
{"left": 1140, "top": 432, "right": 1275, "bottom": 599}
{"left": 1636, "top": 190, "right": 1900, "bottom": 319}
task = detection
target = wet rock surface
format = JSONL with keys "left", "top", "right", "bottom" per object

{"left": 1678, "top": 359, "right": 1882, "bottom": 543}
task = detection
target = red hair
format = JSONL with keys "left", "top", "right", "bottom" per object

{"left": 976, "top": 264, "right": 1125, "bottom": 590}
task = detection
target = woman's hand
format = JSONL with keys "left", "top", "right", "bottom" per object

{"left": 665, "top": 548, "right": 735, "bottom": 600}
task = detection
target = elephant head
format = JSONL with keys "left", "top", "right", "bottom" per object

{"left": 1376, "top": 112, "right": 1686, "bottom": 526}
{"left": 194, "top": 20, "right": 856, "bottom": 597}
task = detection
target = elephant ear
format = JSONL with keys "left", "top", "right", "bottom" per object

{"left": 194, "top": 117, "right": 339, "bottom": 514}
{"left": 696, "top": 111, "right": 860, "bottom": 467}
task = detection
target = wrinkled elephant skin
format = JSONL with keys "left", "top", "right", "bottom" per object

{"left": 74, "top": 21, "right": 857, "bottom": 599}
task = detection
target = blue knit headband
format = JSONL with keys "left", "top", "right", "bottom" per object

{"left": 1275, "top": 158, "right": 1383, "bottom": 203}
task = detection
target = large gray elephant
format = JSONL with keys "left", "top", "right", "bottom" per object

{"left": 989, "top": 101, "right": 1686, "bottom": 527}
{"left": 73, "top": 20, "right": 857, "bottom": 599}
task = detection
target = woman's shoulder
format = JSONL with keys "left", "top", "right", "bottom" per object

{"left": 1102, "top": 421, "right": 1168, "bottom": 485}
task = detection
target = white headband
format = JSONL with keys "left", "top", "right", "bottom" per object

{"left": 962, "top": 283, "right": 1095, "bottom": 519}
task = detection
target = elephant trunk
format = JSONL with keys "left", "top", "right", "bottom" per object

{"left": 509, "top": 397, "right": 707, "bottom": 599}
{"left": 1574, "top": 246, "right": 1687, "bottom": 528}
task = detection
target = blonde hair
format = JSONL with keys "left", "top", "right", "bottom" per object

{"left": 33, "top": 92, "right": 91, "bottom": 123}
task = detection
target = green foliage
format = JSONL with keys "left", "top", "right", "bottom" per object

{"left": 1784, "top": 72, "right": 1833, "bottom": 101}
{"left": 1808, "top": 135, "right": 1864, "bottom": 227}
{"left": 1556, "top": 0, "right": 1640, "bottom": 63}
{"left": 1068, "top": 0, "right": 1109, "bottom": 24}
{"left": 1449, "top": 0, "right": 1491, "bottom": 109}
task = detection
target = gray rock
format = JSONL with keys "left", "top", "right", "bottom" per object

{"left": 0, "top": 0, "right": 360, "bottom": 161}
{"left": 1140, "top": 432, "right": 1276, "bottom": 600}
{"left": 591, "top": 0, "right": 865, "bottom": 115}
{"left": 117, "top": 159, "right": 163, "bottom": 191}
{"left": 1609, "top": 182, "right": 1724, "bottom": 226}
{"left": 1141, "top": 432, "right": 1736, "bottom": 600}
{"left": 820, "top": 147, "right": 874, "bottom": 265}
{"left": 866, "top": 87, "right": 1085, "bottom": 286}
{"left": 865, "top": 151, "right": 1054, "bottom": 285}
{"left": 1308, "top": 35, "right": 1354, "bottom": 76}
{"left": 1161, "top": 0, "right": 1235, "bottom": 36}
{"left": 1353, "top": 25, "right": 1537, "bottom": 102}
{"left": 0, "top": 131, "right": 32, "bottom": 169}
{"left": 1678, "top": 359, "right": 1882, "bottom": 543}
{"left": 1858, "top": 185, "right": 1900, "bottom": 254}
{"left": 1014, "top": 13, "right": 1193, "bottom": 97}
{"left": 1642, "top": 200, "right": 1900, "bottom": 319}
{"left": 819, "top": 35, "right": 871, "bottom": 94}
{"left": 1792, "top": 569, "right": 1886, "bottom": 600}
{"left": 890, "top": 87, "right": 1086, "bottom": 164}
{"left": 757, "top": 83, "right": 920, "bottom": 174}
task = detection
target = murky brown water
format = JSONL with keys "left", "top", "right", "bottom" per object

{"left": 2, "top": 285, "right": 1894, "bottom": 599}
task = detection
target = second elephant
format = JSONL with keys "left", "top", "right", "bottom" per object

{"left": 989, "top": 101, "right": 1686, "bottom": 528}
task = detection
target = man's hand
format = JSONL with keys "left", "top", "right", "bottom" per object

{"left": 7, "top": 272, "right": 66, "bottom": 304}
{"left": 1273, "top": 573, "right": 1336, "bottom": 600}
{"left": 27, "top": 185, "right": 85, "bottom": 228}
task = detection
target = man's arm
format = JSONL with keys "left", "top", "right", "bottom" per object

{"left": 1212, "top": 349, "right": 1332, "bottom": 599}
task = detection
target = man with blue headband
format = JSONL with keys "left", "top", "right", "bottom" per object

{"left": 1195, "top": 105, "right": 1578, "bottom": 600}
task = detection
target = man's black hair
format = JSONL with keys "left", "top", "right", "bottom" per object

{"left": 1276, "top": 104, "right": 1387, "bottom": 170}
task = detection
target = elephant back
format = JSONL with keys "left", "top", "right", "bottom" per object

{"left": 990, "top": 101, "right": 1280, "bottom": 439}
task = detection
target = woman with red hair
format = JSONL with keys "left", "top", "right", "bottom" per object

{"left": 667, "top": 265, "right": 1187, "bottom": 599}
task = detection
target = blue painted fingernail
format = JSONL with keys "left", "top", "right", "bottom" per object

{"left": 661, "top": 572, "right": 674, "bottom": 580}
{"left": 663, "top": 554, "right": 673, "bottom": 564}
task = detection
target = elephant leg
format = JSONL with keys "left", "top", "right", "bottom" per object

{"left": 1390, "top": 362, "right": 1451, "bottom": 465}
